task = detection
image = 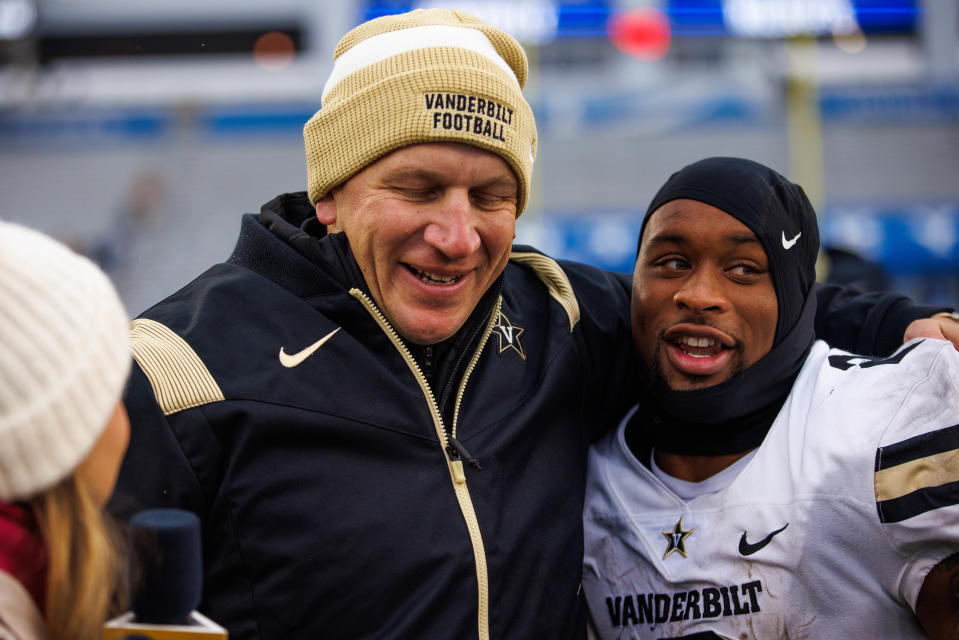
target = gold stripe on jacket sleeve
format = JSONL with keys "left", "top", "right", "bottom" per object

{"left": 130, "top": 318, "right": 225, "bottom": 416}
{"left": 509, "top": 251, "right": 580, "bottom": 331}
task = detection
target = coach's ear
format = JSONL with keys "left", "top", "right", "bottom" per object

{"left": 315, "top": 192, "right": 341, "bottom": 234}
{"left": 903, "top": 312, "right": 959, "bottom": 350}
{"left": 914, "top": 551, "right": 959, "bottom": 639}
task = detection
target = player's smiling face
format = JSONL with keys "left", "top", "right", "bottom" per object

{"left": 632, "top": 199, "right": 778, "bottom": 391}
{"left": 315, "top": 142, "right": 517, "bottom": 345}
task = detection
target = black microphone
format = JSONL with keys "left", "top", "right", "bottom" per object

{"left": 103, "top": 508, "right": 227, "bottom": 639}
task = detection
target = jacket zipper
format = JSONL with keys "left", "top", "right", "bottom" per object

{"left": 438, "top": 279, "right": 504, "bottom": 460}
{"left": 450, "top": 298, "right": 502, "bottom": 463}
{"left": 350, "top": 288, "right": 498, "bottom": 640}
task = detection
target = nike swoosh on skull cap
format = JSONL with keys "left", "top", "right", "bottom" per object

{"left": 782, "top": 231, "right": 802, "bottom": 250}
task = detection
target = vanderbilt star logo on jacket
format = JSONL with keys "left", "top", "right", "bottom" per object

{"left": 662, "top": 517, "right": 694, "bottom": 559}
{"left": 494, "top": 311, "right": 526, "bottom": 360}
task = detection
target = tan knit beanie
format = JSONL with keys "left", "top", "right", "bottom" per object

{"left": 304, "top": 8, "right": 537, "bottom": 214}
{"left": 0, "top": 221, "right": 131, "bottom": 502}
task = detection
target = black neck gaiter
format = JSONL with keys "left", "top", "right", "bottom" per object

{"left": 636, "top": 293, "right": 816, "bottom": 455}
{"left": 631, "top": 157, "right": 820, "bottom": 456}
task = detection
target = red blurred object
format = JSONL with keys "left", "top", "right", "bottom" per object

{"left": 253, "top": 31, "right": 296, "bottom": 71}
{"left": 608, "top": 7, "right": 671, "bottom": 61}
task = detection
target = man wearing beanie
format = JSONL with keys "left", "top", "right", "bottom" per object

{"left": 113, "top": 10, "right": 956, "bottom": 640}
{"left": 583, "top": 158, "right": 959, "bottom": 639}
{"left": 114, "top": 11, "right": 631, "bottom": 639}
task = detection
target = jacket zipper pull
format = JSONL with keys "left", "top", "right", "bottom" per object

{"left": 422, "top": 345, "right": 433, "bottom": 380}
{"left": 446, "top": 437, "right": 483, "bottom": 471}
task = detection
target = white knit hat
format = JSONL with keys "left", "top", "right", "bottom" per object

{"left": 0, "top": 221, "right": 131, "bottom": 502}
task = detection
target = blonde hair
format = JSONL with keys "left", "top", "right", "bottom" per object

{"left": 30, "top": 474, "right": 127, "bottom": 640}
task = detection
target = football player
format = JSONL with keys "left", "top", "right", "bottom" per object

{"left": 583, "top": 157, "right": 959, "bottom": 639}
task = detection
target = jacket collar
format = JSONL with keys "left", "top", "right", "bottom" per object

{"left": 233, "top": 192, "right": 504, "bottom": 406}
{"left": 227, "top": 192, "right": 365, "bottom": 299}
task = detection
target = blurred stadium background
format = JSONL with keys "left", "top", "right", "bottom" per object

{"left": 1, "top": 0, "right": 957, "bottom": 314}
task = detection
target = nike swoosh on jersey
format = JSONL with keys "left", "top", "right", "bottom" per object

{"left": 781, "top": 231, "right": 802, "bottom": 250}
{"left": 738, "top": 522, "right": 788, "bottom": 556}
{"left": 279, "top": 328, "right": 341, "bottom": 368}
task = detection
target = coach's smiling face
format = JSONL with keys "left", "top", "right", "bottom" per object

{"left": 315, "top": 142, "right": 518, "bottom": 346}
{"left": 632, "top": 199, "right": 778, "bottom": 391}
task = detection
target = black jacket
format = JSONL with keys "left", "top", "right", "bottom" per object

{"left": 112, "top": 192, "right": 942, "bottom": 639}
{"left": 114, "top": 192, "right": 634, "bottom": 639}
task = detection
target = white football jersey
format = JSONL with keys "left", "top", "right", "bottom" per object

{"left": 584, "top": 339, "right": 959, "bottom": 640}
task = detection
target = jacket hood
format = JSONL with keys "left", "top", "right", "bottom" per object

{"left": 227, "top": 191, "right": 368, "bottom": 299}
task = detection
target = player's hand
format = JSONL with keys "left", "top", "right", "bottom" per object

{"left": 904, "top": 312, "right": 959, "bottom": 350}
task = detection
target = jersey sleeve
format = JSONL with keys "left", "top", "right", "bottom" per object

{"left": 869, "top": 340, "right": 959, "bottom": 610}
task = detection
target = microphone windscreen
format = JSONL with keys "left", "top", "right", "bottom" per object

{"left": 129, "top": 508, "right": 203, "bottom": 624}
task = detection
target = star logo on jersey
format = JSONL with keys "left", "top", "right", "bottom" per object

{"left": 662, "top": 516, "right": 694, "bottom": 560}
{"left": 493, "top": 311, "right": 526, "bottom": 360}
